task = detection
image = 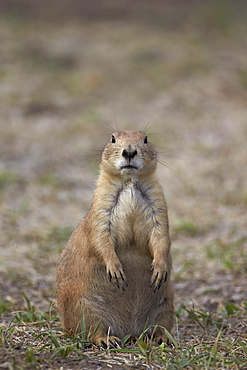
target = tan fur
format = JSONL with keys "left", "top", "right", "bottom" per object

{"left": 56, "top": 130, "right": 174, "bottom": 345}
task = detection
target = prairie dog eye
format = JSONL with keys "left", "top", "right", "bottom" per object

{"left": 144, "top": 136, "right": 148, "bottom": 144}
{"left": 111, "top": 135, "right": 116, "bottom": 143}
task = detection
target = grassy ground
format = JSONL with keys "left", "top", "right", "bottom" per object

{"left": 0, "top": 1, "right": 246, "bottom": 368}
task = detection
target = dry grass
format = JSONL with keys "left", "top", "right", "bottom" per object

{"left": 1, "top": 295, "right": 246, "bottom": 369}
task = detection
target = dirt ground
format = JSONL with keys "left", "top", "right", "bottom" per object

{"left": 0, "top": 1, "right": 247, "bottom": 369}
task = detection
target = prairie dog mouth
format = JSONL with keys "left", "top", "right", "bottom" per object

{"left": 120, "top": 165, "right": 138, "bottom": 170}
{"left": 116, "top": 156, "right": 142, "bottom": 172}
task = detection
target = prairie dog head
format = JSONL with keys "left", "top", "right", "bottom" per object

{"left": 101, "top": 130, "right": 157, "bottom": 178}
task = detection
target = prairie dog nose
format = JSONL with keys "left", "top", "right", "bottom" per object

{"left": 122, "top": 148, "right": 138, "bottom": 160}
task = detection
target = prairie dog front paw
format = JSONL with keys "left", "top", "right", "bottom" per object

{"left": 107, "top": 260, "right": 127, "bottom": 289}
{"left": 150, "top": 261, "right": 168, "bottom": 292}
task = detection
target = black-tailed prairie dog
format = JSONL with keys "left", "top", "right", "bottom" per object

{"left": 56, "top": 130, "right": 174, "bottom": 345}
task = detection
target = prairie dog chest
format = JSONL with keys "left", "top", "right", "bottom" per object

{"left": 117, "top": 182, "right": 144, "bottom": 212}
{"left": 110, "top": 181, "right": 154, "bottom": 245}
{"left": 114, "top": 181, "right": 151, "bottom": 215}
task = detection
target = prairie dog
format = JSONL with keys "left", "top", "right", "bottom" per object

{"left": 56, "top": 130, "right": 174, "bottom": 345}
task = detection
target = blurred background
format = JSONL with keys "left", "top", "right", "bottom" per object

{"left": 0, "top": 0, "right": 246, "bottom": 315}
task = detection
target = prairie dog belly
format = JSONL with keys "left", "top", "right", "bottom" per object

{"left": 88, "top": 250, "right": 159, "bottom": 338}
{"left": 90, "top": 183, "right": 159, "bottom": 336}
